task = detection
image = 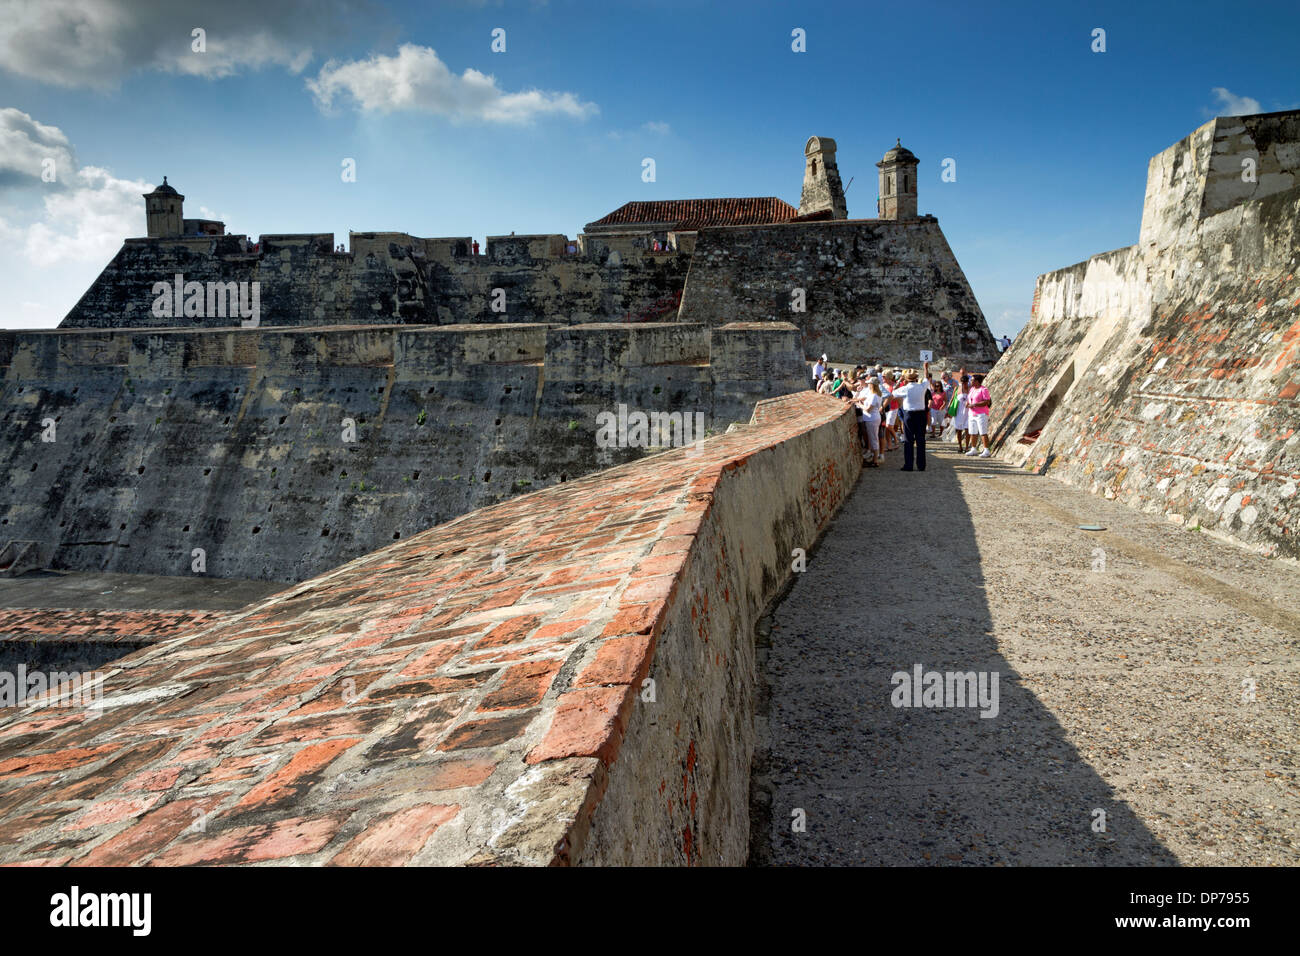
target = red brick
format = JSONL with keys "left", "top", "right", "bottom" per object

{"left": 328, "top": 804, "right": 460, "bottom": 866}
{"left": 235, "top": 737, "right": 360, "bottom": 810}
{"left": 400, "top": 641, "right": 465, "bottom": 678}
{"left": 252, "top": 709, "right": 389, "bottom": 746}
{"left": 437, "top": 711, "right": 537, "bottom": 752}
{"left": 62, "top": 794, "right": 164, "bottom": 831}
{"left": 76, "top": 796, "right": 226, "bottom": 866}
{"left": 650, "top": 535, "right": 694, "bottom": 556}
{"left": 366, "top": 673, "right": 491, "bottom": 702}
{"left": 475, "top": 613, "right": 543, "bottom": 649}
{"left": 525, "top": 685, "right": 635, "bottom": 767}
{"left": 575, "top": 635, "right": 655, "bottom": 688}
{"left": 621, "top": 574, "right": 677, "bottom": 606}
{"left": 121, "top": 766, "right": 183, "bottom": 792}
{"left": 478, "top": 586, "right": 528, "bottom": 611}
{"left": 479, "top": 659, "right": 563, "bottom": 712}
{"left": 0, "top": 744, "right": 116, "bottom": 778}
{"left": 531, "top": 619, "right": 589, "bottom": 641}
{"left": 150, "top": 812, "right": 350, "bottom": 865}
{"left": 601, "top": 602, "right": 664, "bottom": 637}
{"left": 290, "top": 670, "right": 388, "bottom": 716}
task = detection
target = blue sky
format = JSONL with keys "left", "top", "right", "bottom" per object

{"left": 2, "top": 0, "right": 1297, "bottom": 334}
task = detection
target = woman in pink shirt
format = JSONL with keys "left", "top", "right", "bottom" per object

{"left": 964, "top": 375, "right": 993, "bottom": 458}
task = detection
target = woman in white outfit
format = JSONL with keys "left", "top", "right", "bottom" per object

{"left": 859, "top": 381, "right": 883, "bottom": 467}
{"left": 951, "top": 376, "right": 969, "bottom": 453}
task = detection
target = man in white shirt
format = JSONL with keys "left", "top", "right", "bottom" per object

{"left": 893, "top": 362, "right": 933, "bottom": 471}
{"left": 811, "top": 355, "right": 827, "bottom": 387}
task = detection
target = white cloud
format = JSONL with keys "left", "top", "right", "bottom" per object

{"left": 15, "top": 166, "right": 147, "bottom": 266}
{"left": 0, "top": 108, "right": 77, "bottom": 186}
{"left": 1211, "top": 87, "right": 1262, "bottom": 117}
{"left": 0, "top": 109, "right": 145, "bottom": 265}
{"left": 307, "top": 44, "right": 597, "bottom": 123}
{"left": 642, "top": 121, "right": 671, "bottom": 135}
{"left": 0, "top": 0, "right": 352, "bottom": 88}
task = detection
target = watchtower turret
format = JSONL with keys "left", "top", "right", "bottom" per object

{"left": 143, "top": 176, "right": 184, "bottom": 238}
{"left": 798, "top": 136, "right": 848, "bottom": 219}
{"left": 876, "top": 140, "right": 918, "bottom": 220}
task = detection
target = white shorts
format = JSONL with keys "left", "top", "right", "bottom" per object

{"left": 930, "top": 408, "right": 945, "bottom": 426}
{"left": 967, "top": 412, "right": 990, "bottom": 436}
{"left": 886, "top": 409, "right": 900, "bottom": 427}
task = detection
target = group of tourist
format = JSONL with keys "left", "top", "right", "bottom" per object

{"left": 810, "top": 354, "right": 993, "bottom": 472}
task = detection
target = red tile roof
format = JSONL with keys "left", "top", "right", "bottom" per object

{"left": 585, "top": 197, "right": 798, "bottom": 232}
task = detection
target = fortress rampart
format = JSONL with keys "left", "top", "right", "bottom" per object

{"left": 52, "top": 136, "right": 1001, "bottom": 367}
{"left": 0, "top": 391, "right": 860, "bottom": 866}
{"left": 986, "top": 111, "right": 1300, "bottom": 559}
{"left": 679, "top": 217, "right": 995, "bottom": 367}
{"left": 59, "top": 231, "right": 692, "bottom": 329}
{"left": 0, "top": 321, "right": 806, "bottom": 581}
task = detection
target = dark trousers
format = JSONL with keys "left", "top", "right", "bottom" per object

{"left": 902, "top": 410, "right": 928, "bottom": 470}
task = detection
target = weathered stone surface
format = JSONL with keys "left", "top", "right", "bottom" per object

{"left": 0, "top": 321, "right": 806, "bottom": 581}
{"left": 987, "top": 109, "right": 1300, "bottom": 560}
{"left": 61, "top": 232, "right": 692, "bottom": 329}
{"left": 679, "top": 219, "right": 1000, "bottom": 368}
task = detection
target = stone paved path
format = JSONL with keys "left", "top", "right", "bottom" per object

{"left": 755, "top": 443, "right": 1299, "bottom": 866}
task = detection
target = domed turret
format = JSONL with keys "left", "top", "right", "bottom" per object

{"left": 876, "top": 140, "right": 919, "bottom": 220}
{"left": 143, "top": 176, "right": 184, "bottom": 238}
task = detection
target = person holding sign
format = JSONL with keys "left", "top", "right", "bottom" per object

{"left": 893, "top": 360, "right": 933, "bottom": 471}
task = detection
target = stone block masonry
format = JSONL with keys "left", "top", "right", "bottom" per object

{"left": 0, "top": 321, "right": 807, "bottom": 582}
{"left": 0, "top": 391, "right": 860, "bottom": 866}
{"left": 59, "top": 232, "right": 692, "bottom": 330}
{"left": 680, "top": 219, "right": 1000, "bottom": 368}
{"left": 986, "top": 110, "right": 1300, "bottom": 560}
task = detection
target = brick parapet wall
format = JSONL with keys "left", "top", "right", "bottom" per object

{"left": 0, "top": 391, "right": 859, "bottom": 866}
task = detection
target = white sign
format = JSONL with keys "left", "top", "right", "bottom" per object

{"left": 919, "top": 350, "right": 933, "bottom": 363}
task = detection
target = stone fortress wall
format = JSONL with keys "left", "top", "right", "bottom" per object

{"left": 986, "top": 110, "right": 1300, "bottom": 559}
{"left": 55, "top": 136, "right": 1001, "bottom": 368}
{"left": 60, "top": 231, "right": 692, "bottom": 330}
{"left": 678, "top": 217, "right": 995, "bottom": 368}
{"left": 0, "top": 321, "right": 806, "bottom": 582}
